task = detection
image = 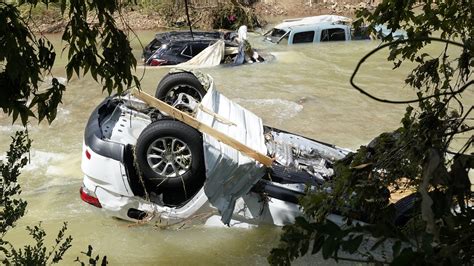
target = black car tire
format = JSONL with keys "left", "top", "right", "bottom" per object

{"left": 135, "top": 120, "right": 205, "bottom": 191}
{"left": 155, "top": 72, "right": 206, "bottom": 104}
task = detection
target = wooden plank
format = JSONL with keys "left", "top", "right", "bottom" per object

{"left": 197, "top": 104, "right": 237, "bottom": 126}
{"left": 131, "top": 88, "right": 273, "bottom": 167}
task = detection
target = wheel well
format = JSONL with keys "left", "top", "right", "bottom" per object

{"left": 123, "top": 144, "right": 145, "bottom": 197}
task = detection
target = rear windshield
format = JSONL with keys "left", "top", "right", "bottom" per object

{"left": 146, "top": 39, "right": 162, "bottom": 52}
{"left": 157, "top": 43, "right": 186, "bottom": 56}
{"left": 182, "top": 42, "right": 212, "bottom": 57}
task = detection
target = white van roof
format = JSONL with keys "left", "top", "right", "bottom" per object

{"left": 274, "top": 15, "right": 352, "bottom": 31}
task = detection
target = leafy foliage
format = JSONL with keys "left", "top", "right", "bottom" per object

{"left": 0, "top": 131, "right": 30, "bottom": 239}
{"left": 62, "top": 0, "right": 140, "bottom": 95}
{"left": 2, "top": 222, "right": 73, "bottom": 265}
{"left": 75, "top": 245, "right": 108, "bottom": 266}
{"left": 1, "top": 0, "right": 140, "bottom": 264}
{"left": 0, "top": 0, "right": 140, "bottom": 126}
{"left": 0, "top": 3, "right": 62, "bottom": 125}
{"left": 270, "top": 0, "right": 473, "bottom": 264}
{"left": 212, "top": 2, "right": 261, "bottom": 30}
{"left": 0, "top": 132, "right": 74, "bottom": 265}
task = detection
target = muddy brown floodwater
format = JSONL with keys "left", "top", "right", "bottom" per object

{"left": 0, "top": 30, "right": 471, "bottom": 265}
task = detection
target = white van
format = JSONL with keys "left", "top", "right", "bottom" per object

{"left": 264, "top": 15, "right": 405, "bottom": 45}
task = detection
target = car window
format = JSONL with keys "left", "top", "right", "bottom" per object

{"left": 279, "top": 35, "right": 289, "bottom": 45}
{"left": 265, "top": 29, "right": 289, "bottom": 44}
{"left": 151, "top": 40, "right": 162, "bottom": 51}
{"left": 182, "top": 42, "right": 212, "bottom": 57}
{"left": 351, "top": 26, "right": 371, "bottom": 40}
{"left": 320, "top": 28, "right": 346, "bottom": 42}
{"left": 271, "top": 29, "right": 287, "bottom": 38}
{"left": 191, "top": 42, "right": 211, "bottom": 56}
{"left": 165, "top": 43, "right": 186, "bottom": 56}
{"left": 292, "top": 31, "right": 315, "bottom": 44}
{"left": 181, "top": 45, "right": 192, "bottom": 58}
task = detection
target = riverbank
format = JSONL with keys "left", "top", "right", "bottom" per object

{"left": 28, "top": 0, "right": 378, "bottom": 33}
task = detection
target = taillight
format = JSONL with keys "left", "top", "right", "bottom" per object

{"left": 80, "top": 186, "right": 102, "bottom": 208}
{"left": 150, "top": 58, "right": 167, "bottom": 66}
{"left": 85, "top": 149, "right": 91, "bottom": 160}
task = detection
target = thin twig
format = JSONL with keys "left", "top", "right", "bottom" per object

{"left": 350, "top": 37, "right": 472, "bottom": 104}
{"left": 184, "top": 0, "right": 194, "bottom": 40}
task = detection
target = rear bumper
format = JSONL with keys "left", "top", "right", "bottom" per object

{"left": 81, "top": 175, "right": 152, "bottom": 222}
{"left": 82, "top": 173, "right": 212, "bottom": 222}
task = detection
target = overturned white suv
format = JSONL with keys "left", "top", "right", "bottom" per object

{"left": 79, "top": 69, "right": 355, "bottom": 227}
{"left": 80, "top": 70, "right": 417, "bottom": 230}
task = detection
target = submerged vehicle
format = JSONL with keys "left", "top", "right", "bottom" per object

{"left": 142, "top": 31, "right": 227, "bottom": 63}
{"left": 80, "top": 70, "right": 352, "bottom": 226}
{"left": 80, "top": 70, "right": 417, "bottom": 230}
{"left": 264, "top": 15, "right": 406, "bottom": 45}
{"left": 143, "top": 29, "right": 263, "bottom": 67}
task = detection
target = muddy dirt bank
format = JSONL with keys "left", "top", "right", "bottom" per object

{"left": 31, "top": 0, "right": 377, "bottom": 33}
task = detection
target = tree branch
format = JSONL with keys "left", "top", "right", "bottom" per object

{"left": 350, "top": 37, "right": 471, "bottom": 105}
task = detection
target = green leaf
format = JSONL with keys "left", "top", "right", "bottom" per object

{"left": 391, "top": 248, "right": 417, "bottom": 266}
{"left": 370, "top": 237, "right": 386, "bottom": 251}
{"left": 60, "top": 0, "right": 67, "bottom": 14}
{"left": 343, "top": 234, "right": 363, "bottom": 254}
{"left": 392, "top": 240, "right": 401, "bottom": 257}
{"left": 12, "top": 110, "right": 19, "bottom": 124}
{"left": 66, "top": 64, "right": 73, "bottom": 81}
{"left": 311, "top": 234, "right": 325, "bottom": 254}
{"left": 322, "top": 237, "right": 337, "bottom": 260}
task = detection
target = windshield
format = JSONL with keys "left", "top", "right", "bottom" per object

{"left": 270, "top": 28, "right": 287, "bottom": 37}
{"left": 264, "top": 28, "right": 289, "bottom": 44}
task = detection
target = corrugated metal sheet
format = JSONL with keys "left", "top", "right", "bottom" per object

{"left": 195, "top": 84, "right": 267, "bottom": 225}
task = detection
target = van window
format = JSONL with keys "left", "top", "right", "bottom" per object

{"left": 266, "top": 29, "right": 289, "bottom": 44}
{"left": 271, "top": 29, "right": 287, "bottom": 38}
{"left": 352, "top": 26, "right": 371, "bottom": 40}
{"left": 292, "top": 31, "right": 315, "bottom": 44}
{"left": 279, "top": 35, "right": 289, "bottom": 45}
{"left": 320, "top": 28, "right": 346, "bottom": 42}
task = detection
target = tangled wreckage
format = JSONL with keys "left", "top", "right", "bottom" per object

{"left": 80, "top": 70, "right": 417, "bottom": 234}
{"left": 143, "top": 27, "right": 264, "bottom": 68}
{"left": 80, "top": 69, "right": 353, "bottom": 226}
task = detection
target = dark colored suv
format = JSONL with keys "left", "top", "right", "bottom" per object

{"left": 143, "top": 31, "right": 235, "bottom": 66}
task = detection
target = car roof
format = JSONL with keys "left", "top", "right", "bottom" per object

{"left": 164, "top": 39, "right": 217, "bottom": 46}
{"left": 154, "top": 31, "right": 224, "bottom": 42}
{"left": 272, "top": 15, "right": 351, "bottom": 32}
